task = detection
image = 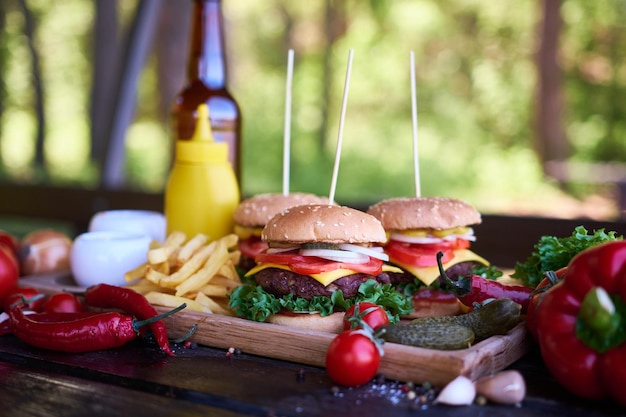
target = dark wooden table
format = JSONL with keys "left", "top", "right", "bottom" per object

{"left": 0, "top": 332, "right": 624, "bottom": 417}
{"left": 2, "top": 189, "right": 626, "bottom": 416}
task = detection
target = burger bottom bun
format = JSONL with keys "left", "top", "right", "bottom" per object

{"left": 267, "top": 312, "right": 345, "bottom": 334}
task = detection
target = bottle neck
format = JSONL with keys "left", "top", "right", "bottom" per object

{"left": 187, "top": 0, "right": 227, "bottom": 89}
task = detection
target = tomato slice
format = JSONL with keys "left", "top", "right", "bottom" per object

{"left": 386, "top": 240, "right": 456, "bottom": 268}
{"left": 255, "top": 250, "right": 305, "bottom": 265}
{"left": 255, "top": 251, "right": 383, "bottom": 275}
{"left": 238, "top": 237, "right": 268, "bottom": 259}
{"left": 290, "top": 257, "right": 383, "bottom": 276}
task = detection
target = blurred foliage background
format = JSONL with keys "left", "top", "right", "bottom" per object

{"left": 1, "top": 0, "right": 625, "bottom": 220}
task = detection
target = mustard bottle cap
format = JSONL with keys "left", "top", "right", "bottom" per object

{"left": 176, "top": 104, "right": 228, "bottom": 163}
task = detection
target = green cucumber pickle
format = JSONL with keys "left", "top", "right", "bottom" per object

{"left": 380, "top": 298, "right": 522, "bottom": 350}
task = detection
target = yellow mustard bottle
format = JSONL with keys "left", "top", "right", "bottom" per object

{"left": 165, "top": 103, "right": 240, "bottom": 240}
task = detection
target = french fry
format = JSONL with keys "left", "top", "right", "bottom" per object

{"left": 229, "top": 250, "right": 241, "bottom": 266}
{"left": 175, "top": 241, "right": 229, "bottom": 296}
{"left": 153, "top": 260, "right": 171, "bottom": 275}
{"left": 176, "top": 233, "right": 209, "bottom": 265}
{"left": 127, "top": 279, "right": 172, "bottom": 295}
{"left": 148, "top": 231, "right": 186, "bottom": 264}
{"left": 210, "top": 276, "right": 241, "bottom": 290}
{"left": 160, "top": 240, "right": 218, "bottom": 286}
{"left": 194, "top": 292, "right": 230, "bottom": 315}
{"left": 217, "top": 262, "right": 240, "bottom": 282}
{"left": 145, "top": 266, "right": 170, "bottom": 285}
{"left": 219, "top": 233, "right": 239, "bottom": 250}
{"left": 198, "top": 284, "right": 229, "bottom": 298}
{"left": 145, "top": 291, "right": 211, "bottom": 313}
{"left": 125, "top": 262, "right": 149, "bottom": 283}
{"left": 124, "top": 231, "right": 243, "bottom": 317}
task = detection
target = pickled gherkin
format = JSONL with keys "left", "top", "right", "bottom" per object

{"left": 380, "top": 323, "right": 475, "bottom": 350}
{"left": 379, "top": 298, "right": 522, "bottom": 350}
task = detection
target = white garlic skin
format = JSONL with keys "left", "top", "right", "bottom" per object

{"left": 474, "top": 370, "right": 526, "bottom": 405}
{"left": 434, "top": 375, "right": 476, "bottom": 406}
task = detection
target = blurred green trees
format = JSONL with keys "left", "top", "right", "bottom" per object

{"left": 0, "top": 0, "right": 625, "bottom": 219}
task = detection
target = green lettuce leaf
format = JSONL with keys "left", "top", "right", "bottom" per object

{"left": 511, "top": 226, "right": 622, "bottom": 287}
{"left": 228, "top": 279, "right": 414, "bottom": 323}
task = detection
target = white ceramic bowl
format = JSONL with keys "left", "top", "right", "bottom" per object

{"left": 70, "top": 231, "right": 151, "bottom": 288}
{"left": 88, "top": 210, "right": 166, "bottom": 242}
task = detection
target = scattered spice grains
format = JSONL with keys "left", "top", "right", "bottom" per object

{"left": 329, "top": 377, "right": 441, "bottom": 410}
{"left": 327, "top": 376, "right": 524, "bottom": 410}
{"left": 183, "top": 341, "right": 197, "bottom": 350}
{"left": 296, "top": 368, "right": 306, "bottom": 382}
{"left": 225, "top": 347, "right": 242, "bottom": 358}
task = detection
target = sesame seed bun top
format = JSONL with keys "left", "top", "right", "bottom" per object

{"left": 233, "top": 193, "right": 330, "bottom": 227}
{"left": 262, "top": 204, "right": 387, "bottom": 245}
{"left": 367, "top": 197, "right": 481, "bottom": 231}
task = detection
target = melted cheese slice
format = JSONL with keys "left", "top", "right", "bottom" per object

{"left": 234, "top": 225, "right": 263, "bottom": 240}
{"left": 245, "top": 263, "right": 403, "bottom": 287}
{"left": 391, "top": 249, "right": 489, "bottom": 286}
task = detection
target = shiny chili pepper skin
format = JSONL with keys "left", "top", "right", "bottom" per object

{"left": 84, "top": 284, "right": 174, "bottom": 356}
{"left": 458, "top": 275, "right": 534, "bottom": 312}
{"left": 9, "top": 305, "right": 139, "bottom": 353}
{"left": 1, "top": 311, "right": 104, "bottom": 336}
{"left": 535, "top": 241, "right": 626, "bottom": 406}
{"left": 436, "top": 252, "right": 533, "bottom": 312}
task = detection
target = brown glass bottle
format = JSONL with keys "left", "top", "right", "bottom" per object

{"left": 172, "top": 0, "right": 241, "bottom": 181}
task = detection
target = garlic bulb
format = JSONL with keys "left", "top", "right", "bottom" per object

{"left": 434, "top": 376, "right": 476, "bottom": 406}
{"left": 475, "top": 370, "right": 526, "bottom": 405}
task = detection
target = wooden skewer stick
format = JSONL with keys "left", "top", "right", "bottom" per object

{"left": 283, "top": 49, "right": 295, "bottom": 196}
{"left": 328, "top": 49, "right": 354, "bottom": 205}
{"left": 410, "top": 51, "right": 421, "bottom": 198}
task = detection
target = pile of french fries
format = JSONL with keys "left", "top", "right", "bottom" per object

{"left": 125, "top": 231, "right": 242, "bottom": 315}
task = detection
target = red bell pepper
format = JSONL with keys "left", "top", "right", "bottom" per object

{"left": 526, "top": 267, "right": 566, "bottom": 341}
{"left": 535, "top": 240, "right": 626, "bottom": 406}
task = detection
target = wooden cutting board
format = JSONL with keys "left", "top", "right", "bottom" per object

{"left": 158, "top": 308, "right": 529, "bottom": 386}
{"left": 23, "top": 272, "right": 530, "bottom": 386}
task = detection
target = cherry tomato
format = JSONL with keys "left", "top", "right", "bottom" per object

{"left": 343, "top": 302, "right": 389, "bottom": 331}
{"left": 0, "top": 230, "right": 20, "bottom": 260}
{"left": 325, "top": 330, "right": 381, "bottom": 386}
{"left": 238, "top": 237, "right": 268, "bottom": 259}
{"left": 43, "top": 292, "right": 84, "bottom": 313}
{"left": 0, "top": 244, "right": 19, "bottom": 306}
{"left": 3, "top": 286, "right": 46, "bottom": 312}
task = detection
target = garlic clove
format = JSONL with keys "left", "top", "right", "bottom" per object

{"left": 434, "top": 375, "right": 476, "bottom": 406}
{"left": 475, "top": 370, "right": 526, "bottom": 405}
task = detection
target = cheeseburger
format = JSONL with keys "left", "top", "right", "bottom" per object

{"left": 367, "top": 197, "right": 490, "bottom": 316}
{"left": 233, "top": 193, "right": 330, "bottom": 271}
{"left": 229, "top": 204, "right": 412, "bottom": 333}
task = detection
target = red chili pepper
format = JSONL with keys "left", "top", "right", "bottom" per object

{"left": 84, "top": 283, "right": 175, "bottom": 356}
{"left": 8, "top": 303, "right": 185, "bottom": 353}
{"left": 1, "top": 311, "right": 104, "bottom": 336}
{"left": 535, "top": 241, "right": 626, "bottom": 407}
{"left": 436, "top": 252, "right": 534, "bottom": 312}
